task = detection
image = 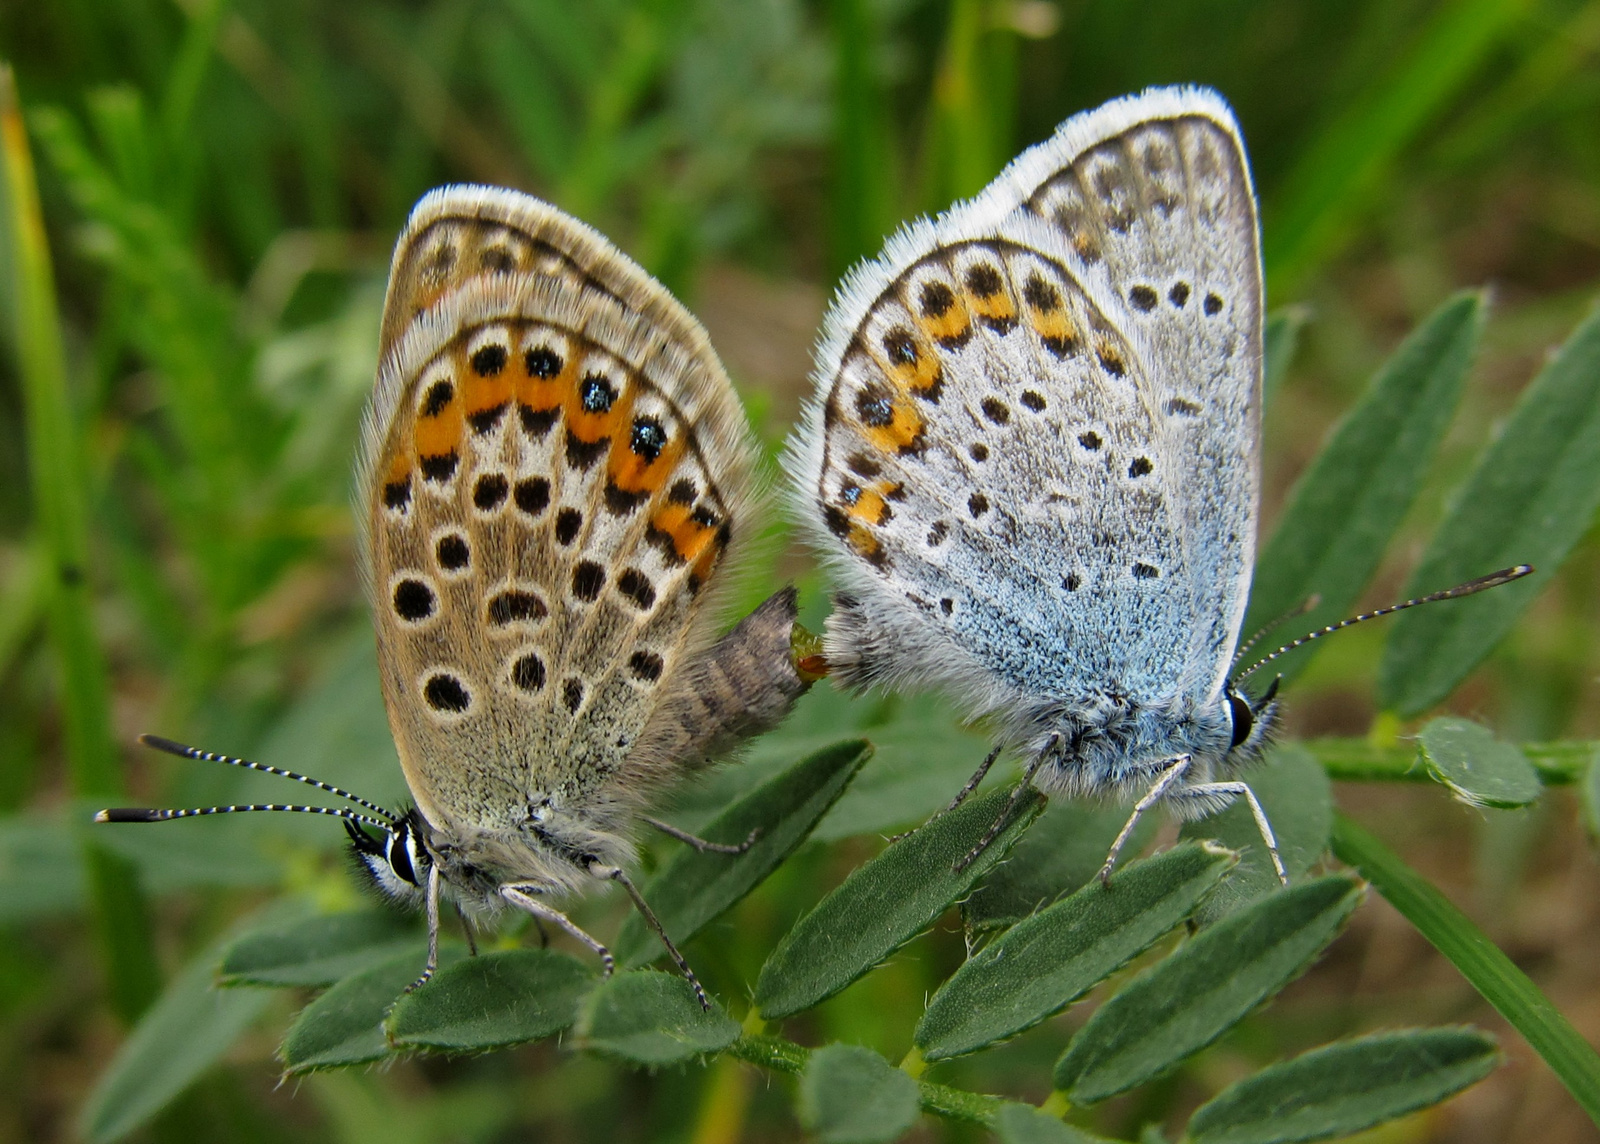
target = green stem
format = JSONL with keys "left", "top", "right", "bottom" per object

{"left": 1306, "top": 738, "right": 1591, "bottom": 785}
{"left": 1, "top": 63, "right": 159, "bottom": 1021}
{"left": 725, "top": 1034, "right": 1004, "bottom": 1126}
{"left": 1330, "top": 813, "right": 1600, "bottom": 1126}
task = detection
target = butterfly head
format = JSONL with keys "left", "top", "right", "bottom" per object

{"left": 345, "top": 806, "right": 433, "bottom": 906}
{"left": 1223, "top": 674, "right": 1280, "bottom": 760}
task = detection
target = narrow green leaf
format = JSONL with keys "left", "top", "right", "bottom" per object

{"left": 798, "top": 1043, "right": 920, "bottom": 1144}
{"left": 576, "top": 970, "right": 738, "bottom": 1065}
{"left": 220, "top": 910, "right": 418, "bottom": 987}
{"left": 1379, "top": 302, "right": 1600, "bottom": 715}
{"left": 1329, "top": 814, "right": 1600, "bottom": 1123}
{"left": 756, "top": 783, "right": 1043, "bottom": 1019}
{"left": 993, "top": 1104, "right": 1124, "bottom": 1144}
{"left": 962, "top": 800, "right": 1156, "bottom": 935}
{"left": 1263, "top": 305, "right": 1311, "bottom": 407}
{"left": 1417, "top": 717, "right": 1542, "bottom": 808}
{"left": 617, "top": 740, "right": 871, "bottom": 967}
{"left": 1187, "top": 1027, "right": 1501, "bottom": 1144}
{"left": 386, "top": 948, "right": 592, "bottom": 1052}
{"left": 1245, "top": 291, "right": 1481, "bottom": 683}
{"left": 917, "top": 844, "right": 1235, "bottom": 1061}
{"left": 1053, "top": 876, "right": 1363, "bottom": 1103}
{"left": 1179, "top": 744, "right": 1332, "bottom": 921}
{"left": 79, "top": 926, "right": 274, "bottom": 1142}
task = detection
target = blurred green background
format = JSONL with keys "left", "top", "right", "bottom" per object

{"left": 2, "top": 0, "right": 1599, "bottom": 1141}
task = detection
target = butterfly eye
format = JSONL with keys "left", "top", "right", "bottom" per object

{"left": 387, "top": 826, "right": 418, "bottom": 885}
{"left": 1227, "top": 689, "right": 1254, "bottom": 749}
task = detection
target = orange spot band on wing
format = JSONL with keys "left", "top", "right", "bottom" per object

{"left": 609, "top": 434, "right": 683, "bottom": 496}
{"left": 414, "top": 391, "right": 462, "bottom": 459}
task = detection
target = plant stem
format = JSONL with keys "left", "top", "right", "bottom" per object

{"left": 1330, "top": 812, "right": 1600, "bottom": 1126}
{"left": 1306, "top": 738, "right": 1591, "bottom": 785}
{"left": 725, "top": 1033, "right": 1005, "bottom": 1126}
{"left": 0, "top": 62, "right": 159, "bottom": 1022}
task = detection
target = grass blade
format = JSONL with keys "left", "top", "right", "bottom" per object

{"left": 1186, "top": 1027, "right": 1501, "bottom": 1144}
{"left": 755, "top": 783, "right": 1043, "bottom": 1019}
{"left": 916, "top": 843, "right": 1235, "bottom": 1061}
{"left": 1378, "top": 302, "right": 1600, "bottom": 715}
{"left": 1263, "top": 0, "right": 1526, "bottom": 289}
{"left": 1245, "top": 291, "right": 1481, "bottom": 683}
{"left": 1053, "top": 876, "right": 1363, "bottom": 1103}
{"left": 616, "top": 740, "right": 871, "bottom": 967}
{"left": 78, "top": 923, "right": 274, "bottom": 1141}
{"left": 1329, "top": 813, "right": 1600, "bottom": 1125}
{"left": 0, "top": 63, "right": 159, "bottom": 1022}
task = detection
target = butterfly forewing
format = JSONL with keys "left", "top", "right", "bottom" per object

{"left": 797, "top": 88, "right": 1259, "bottom": 713}
{"left": 363, "top": 189, "right": 756, "bottom": 834}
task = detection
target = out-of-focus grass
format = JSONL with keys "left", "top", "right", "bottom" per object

{"left": 1, "top": 0, "right": 1599, "bottom": 1141}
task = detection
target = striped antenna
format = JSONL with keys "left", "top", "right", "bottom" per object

{"left": 138, "top": 734, "right": 394, "bottom": 819}
{"left": 95, "top": 803, "right": 394, "bottom": 831}
{"left": 1235, "top": 565, "right": 1533, "bottom": 682}
{"left": 1231, "top": 592, "right": 1322, "bottom": 672}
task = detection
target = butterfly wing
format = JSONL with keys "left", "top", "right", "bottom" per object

{"left": 361, "top": 187, "right": 761, "bottom": 836}
{"left": 792, "top": 87, "right": 1261, "bottom": 717}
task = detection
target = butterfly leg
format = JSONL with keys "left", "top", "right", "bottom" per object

{"left": 891, "top": 742, "right": 1004, "bottom": 844}
{"left": 1173, "top": 781, "right": 1288, "bottom": 885}
{"left": 455, "top": 903, "right": 479, "bottom": 957}
{"left": 588, "top": 862, "right": 711, "bottom": 1011}
{"left": 643, "top": 815, "right": 760, "bottom": 854}
{"left": 953, "top": 746, "right": 1052, "bottom": 873}
{"left": 501, "top": 884, "right": 616, "bottom": 978}
{"left": 405, "top": 864, "right": 443, "bottom": 993}
{"left": 1099, "top": 754, "right": 1193, "bottom": 885}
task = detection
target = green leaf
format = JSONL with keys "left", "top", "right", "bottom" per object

{"left": 617, "top": 740, "right": 871, "bottom": 967}
{"left": 916, "top": 843, "right": 1235, "bottom": 1061}
{"left": 1245, "top": 291, "right": 1480, "bottom": 683}
{"left": 1179, "top": 744, "right": 1333, "bottom": 921}
{"left": 1186, "top": 1027, "right": 1501, "bottom": 1144}
{"left": 797, "top": 1043, "right": 920, "bottom": 1144}
{"left": 993, "top": 1104, "right": 1123, "bottom": 1144}
{"left": 1329, "top": 814, "right": 1600, "bottom": 1123}
{"left": 1417, "top": 716, "right": 1542, "bottom": 808}
{"left": 386, "top": 948, "right": 592, "bottom": 1053}
{"left": 755, "top": 783, "right": 1043, "bottom": 1019}
{"left": 1263, "top": 305, "right": 1311, "bottom": 407}
{"left": 221, "top": 909, "right": 418, "bottom": 987}
{"left": 1053, "top": 876, "right": 1363, "bottom": 1103}
{"left": 78, "top": 924, "right": 275, "bottom": 1142}
{"left": 280, "top": 945, "right": 451, "bottom": 1074}
{"left": 1379, "top": 302, "right": 1600, "bottom": 716}
{"left": 962, "top": 800, "right": 1157, "bottom": 935}
{"left": 576, "top": 970, "right": 739, "bottom": 1065}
